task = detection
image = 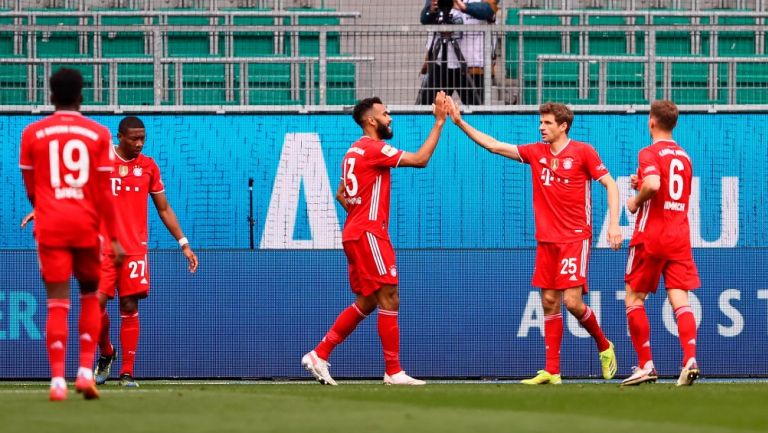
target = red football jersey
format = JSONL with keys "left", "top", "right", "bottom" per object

{"left": 629, "top": 139, "right": 694, "bottom": 260}
{"left": 19, "top": 111, "right": 113, "bottom": 247}
{"left": 102, "top": 151, "right": 165, "bottom": 255}
{"left": 517, "top": 140, "right": 610, "bottom": 243}
{"left": 341, "top": 136, "right": 404, "bottom": 242}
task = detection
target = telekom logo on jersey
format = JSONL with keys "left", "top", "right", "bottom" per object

{"left": 260, "top": 133, "right": 740, "bottom": 249}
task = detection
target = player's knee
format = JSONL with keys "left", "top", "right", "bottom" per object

{"left": 119, "top": 297, "right": 139, "bottom": 314}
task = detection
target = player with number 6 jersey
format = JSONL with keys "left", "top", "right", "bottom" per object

{"left": 301, "top": 93, "right": 450, "bottom": 386}
{"left": 92, "top": 116, "right": 199, "bottom": 389}
{"left": 19, "top": 68, "right": 124, "bottom": 401}
{"left": 622, "top": 100, "right": 701, "bottom": 387}
{"left": 448, "top": 101, "right": 623, "bottom": 384}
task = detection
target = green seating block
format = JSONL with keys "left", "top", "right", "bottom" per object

{"left": 163, "top": 10, "right": 221, "bottom": 57}
{"left": 283, "top": 9, "right": 340, "bottom": 56}
{"left": 31, "top": 9, "right": 91, "bottom": 57}
{"left": 587, "top": 14, "right": 627, "bottom": 55}
{"left": 98, "top": 10, "right": 148, "bottom": 58}
{"left": 229, "top": 8, "right": 275, "bottom": 57}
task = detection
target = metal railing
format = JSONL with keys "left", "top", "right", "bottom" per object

{"left": 1, "top": 19, "right": 768, "bottom": 111}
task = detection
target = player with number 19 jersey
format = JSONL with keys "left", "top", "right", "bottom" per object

{"left": 19, "top": 111, "right": 114, "bottom": 249}
{"left": 19, "top": 111, "right": 116, "bottom": 283}
{"left": 340, "top": 136, "right": 404, "bottom": 295}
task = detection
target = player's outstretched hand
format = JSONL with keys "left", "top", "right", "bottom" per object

{"left": 183, "top": 245, "right": 199, "bottom": 273}
{"left": 607, "top": 224, "right": 623, "bottom": 250}
{"left": 447, "top": 97, "right": 462, "bottom": 125}
{"left": 433, "top": 91, "right": 448, "bottom": 123}
{"left": 111, "top": 239, "right": 126, "bottom": 267}
{"left": 20, "top": 211, "right": 35, "bottom": 228}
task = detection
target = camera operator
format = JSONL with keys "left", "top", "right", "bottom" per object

{"left": 418, "top": 0, "right": 498, "bottom": 105}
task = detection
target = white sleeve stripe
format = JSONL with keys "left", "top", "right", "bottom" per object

{"left": 395, "top": 151, "right": 405, "bottom": 168}
{"left": 596, "top": 173, "right": 610, "bottom": 182}
{"left": 19, "top": 164, "right": 33, "bottom": 170}
{"left": 149, "top": 189, "right": 165, "bottom": 195}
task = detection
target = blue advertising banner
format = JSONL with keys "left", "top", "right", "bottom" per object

{"left": 0, "top": 113, "right": 753, "bottom": 249}
{"left": 0, "top": 114, "right": 762, "bottom": 378}
{"left": 0, "top": 249, "right": 766, "bottom": 379}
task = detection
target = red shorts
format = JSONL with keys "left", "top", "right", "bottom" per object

{"left": 37, "top": 244, "right": 101, "bottom": 283}
{"left": 98, "top": 253, "right": 150, "bottom": 299}
{"left": 625, "top": 244, "right": 700, "bottom": 294}
{"left": 343, "top": 233, "right": 398, "bottom": 296}
{"left": 532, "top": 239, "right": 591, "bottom": 292}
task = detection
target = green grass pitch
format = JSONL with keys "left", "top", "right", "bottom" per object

{"left": 1, "top": 381, "right": 766, "bottom": 433}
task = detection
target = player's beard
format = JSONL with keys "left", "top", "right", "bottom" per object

{"left": 376, "top": 121, "right": 393, "bottom": 140}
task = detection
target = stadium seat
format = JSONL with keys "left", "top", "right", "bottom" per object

{"left": 0, "top": 64, "right": 31, "bottom": 105}
{"left": 297, "top": 61, "right": 356, "bottom": 105}
{"left": 635, "top": 13, "right": 694, "bottom": 56}
{"left": 31, "top": 9, "right": 91, "bottom": 58}
{"left": 282, "top": 9, "right": 341, "bottom": 56}
{"left": 228, "top": 8, "right": 276, "bottom": 57}
{"left": 586, "top": 14, "right": 628, "bottom": 55}
{"left": 506, "top": 9, "right": 576, "bottom": 81}
{"left": 0, "top": 9, "right": 17, "bottom": 57}
{"left": 116, "top": 63, "right": 155, "bottom": 105}
{"left": 714, "top": 13, "right": 758, "bottom": 57}
{"left": 735, "top": 63, "right": 768, "bottom": 104}
{"left": 606, "top": 62, "right": 647, "bottom": 105}
{"left": 97, "top": 9, "right": 148, "bottom": 58}
{"left": 162, "top": 9, "right": 221, "bottom": 57}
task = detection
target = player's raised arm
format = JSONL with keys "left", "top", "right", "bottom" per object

{"left": 398, "top": 91, "right": 449, "bottom": 168}
{"left": 151, "top": 192, "right": 198, "bottom": 273}
{"left": 598, "top": 174, "right": 623, "bottom": 250}
{"left": 448, "top": 99, "right": 521, "bottom": 161}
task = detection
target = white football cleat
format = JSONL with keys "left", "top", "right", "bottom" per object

{"left": 621, "top": 361, "right": 658, "bottom": 386}
{"left": 383, "top": 371, "right": 426, "bottom": 386}
{"left": 301, "top": 350, "right": 337, "bottom": 386}
{"left": 676, "top": 357, "right": 700, "bottom": 387}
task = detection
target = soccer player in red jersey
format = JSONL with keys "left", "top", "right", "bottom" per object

{"left": 621, "top": 100, "right": 700, "bottom": 387}
{"left": 92, "top": 116, "right": 199, "bottom": 388}
{"left": 448, "top": 101, "right": 623, "bottom": 384}
{"left": 19, "top": 68, "right": 125, "bottom": 401}
{"left": 302, "top": 92, "right": 450, "bottom": 386}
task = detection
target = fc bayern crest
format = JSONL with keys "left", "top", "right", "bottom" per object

{"left": 389, "top": 266, "right": 398, "bottom": 277}
{"left": 133, "top": 167, "right": 143, "bottom": 177}
{"left": 563, "top": 157, "right": 573, "bottom": 170}
{"left": 118, "top": 165, "right": 129, "bottom": 177}
{"left": 550, "top": 158, "right": 559, "bottom": 170}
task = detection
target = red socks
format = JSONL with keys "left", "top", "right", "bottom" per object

{"left": 46, "top": 299, "right": 70, "bottom": 378}
{"left": 120, "top": 312, "right": 140, "bottom": 375}
{"left": 675, "top": 306, "right": 697, "bottom": 365}
{"left": 314, "top": 304, "right": 368, "bottom": 360}
{"left": 313, "top": 304, "right": 402, "bottom": 376}
{"left": 79, "top": 294, "right": 101, "bottom": 370}
{"left": 627, "top": 305, "right": 653, "bottom": 367}
{"left": 98, "top": 309, "right": 114, "bottom": 357}
{"left": 544, "top": 313, "right": 563, "bottom": 375}
{"left": 578, "top": 306, "right": 611, "bottom": 352}
{"left": 378, "top": 309, "right": 401, "bottom": 376}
